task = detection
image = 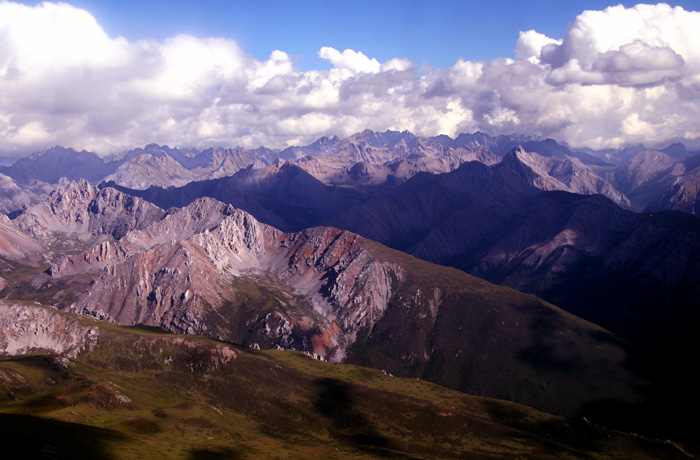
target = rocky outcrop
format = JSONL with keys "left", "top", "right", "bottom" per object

{"left": 0, "top": 301, "right": 98, "bottom": 357}
{"left": 13, "top": 180, "right": 164, "bottom": 245}
{"left": 502, "top": 146, "right": 630, "bottom": 207}
{"left": 0, "top": 214, "right": 44, "bottom": 262}
{"left": 40, "top": 197, "right": 401, "bottom": 362}
{"left": 104, "top": 153, "right": 199, "bottom": 190}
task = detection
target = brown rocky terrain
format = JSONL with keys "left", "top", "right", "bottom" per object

{"left": 102, "top": 147, "right": 700, "bottom": 359}
{"left": 14, "top": 179, "right": 164, "bottom": 247}
{"left": 0, "top": 182, "right": 656, "bottom": 422}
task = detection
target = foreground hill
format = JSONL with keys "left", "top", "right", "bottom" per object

{"left": 0, "top": 300, "right": 692, "bottom": 460}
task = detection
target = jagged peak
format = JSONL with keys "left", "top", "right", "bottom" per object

{"left": 248, "top": 158, "right": 268, "bottom": 170}
{"left": 313, "top": 135, "right": 339, "bottom": 144}
{"left": 627, "top": 148, "right": 674, "bottom": 164}
{"left": 91, "top": 185, "right": 159, "bottom": 208}
{"left": 499, "top": 146, "right": 550, "bottom": 180}
{"left": 39, "top": 145, "right": 77, "bottom": 154}
{"left": 502, "top": 145, "right": 529, "bottom": 160}
{"left": 35, "top": 145, "right": 104, "bottom": 161}
{"left": 141, "top": 197, "right": 265, "bottom": 246}
{"left": 169, "top": 196, "right": 231, "bottom": 215}
{"left": 50, "top": 178, "right": 96, "bottom": 198}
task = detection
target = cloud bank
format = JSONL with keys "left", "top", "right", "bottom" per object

{"left": 0, "top": 2, "right": 699, "bottom": 155}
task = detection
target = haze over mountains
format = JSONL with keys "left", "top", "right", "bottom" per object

{"left": 2, "top": 129, "right": 700, "bottom": 455}
{"left": 3, "top": 130, "right": 700, "bottom": 213}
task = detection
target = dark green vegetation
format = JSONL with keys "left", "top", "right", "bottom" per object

{"left": 0, "top": 306, "right": 692, "bottom": 460}
{"left": 352, "top": 240, "right": 647, "bottom": 415}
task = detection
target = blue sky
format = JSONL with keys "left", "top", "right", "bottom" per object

{"left": 14, "top": 0, "right": 700, "bottom": 69}
{"left": 2, "top": 1, "right": 700, "bottom": 154}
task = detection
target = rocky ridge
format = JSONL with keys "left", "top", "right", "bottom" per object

{"left": 0, "top": 182, "right": 652, "bottom": 419}
{"left": 504, "top": 147, "right": 630, "bottom": 207}
{"left": 0, "top": 172, "right": 49, "bottom": 215}
{"left": 21, "top": 186, "right": 401, "bottom": 363}
{"left": 0, "top": 301, "right": 98, "bottom": 357}
{"left": 14, "top": 179, "right": 164, "bottom": 246}
{"left": 4, "top": 131, "right": 699, "bottom": 221}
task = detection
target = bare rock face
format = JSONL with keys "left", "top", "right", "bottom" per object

{"left": 0, "top": 214, "right": 44, "bottom": 263}
{"left": 42, "top": 197, "right": 402, "bottom": 362}
{"left": 87, "top": 186, "right": 166, "bottom": 239}
{"left": 647, "top": 167, "right": 700, "bottom": 215}
{"left": 0, "top": 172, "right": 50, "bottom": 214}
{"left": 68, "top": 240, "right": 230, "bottom": 335}
{"left": 609, "top": 149, "right": 686, "bottom": 210}
{"left": 104, "top": 153, "right": 198, "bottom": 190}
{"left": 13, "top": 180, "right": 164, "bottom": 246}
{"left": 612, "top": 149, "right": 681, "bottom": 194}
{"left": 202, "top": 146, "right": 271, "bottom": 179}
{"left": 0, "top": 301, "right": 98, "bottom": 357}
{"left": 502, "top": 147, "right": 630, "bottom": 208}
{"left": 14, "top": 179, "right": 97, "bottom": 242}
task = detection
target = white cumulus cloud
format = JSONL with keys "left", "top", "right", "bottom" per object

{"left": 318, "top": 46, "right": 381, "bottom": 73}
{"left": 0, "top": 1, "right": 699, "bottom": 155}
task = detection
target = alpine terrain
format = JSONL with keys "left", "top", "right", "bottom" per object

{"left": 1, "top": 130, "right": 699, "bottom": 458}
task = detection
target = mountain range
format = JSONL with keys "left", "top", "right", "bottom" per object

{"left": 98, "top": 144, "right": 700, "bottom": 359}
{"left": 1, "top": 129, "right": 700, "bottom": 456}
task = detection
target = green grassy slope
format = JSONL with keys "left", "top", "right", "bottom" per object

{"left": 0, "top": 304, "right": 692, "bottom": 460}
{"left": 353, "top": 241, "right": 653, "bottom": 416}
